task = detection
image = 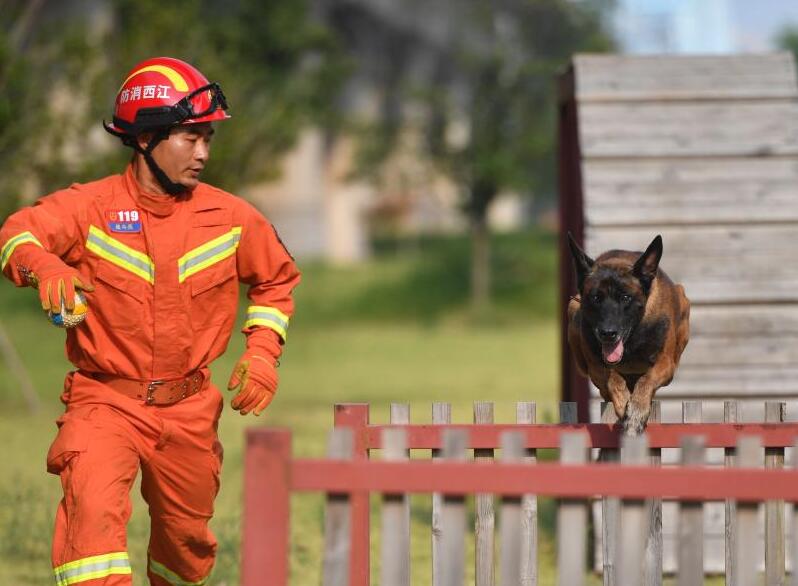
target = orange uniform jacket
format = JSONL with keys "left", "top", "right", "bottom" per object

{"left": 0, "top": 165, "right": 300, "bottom": 380}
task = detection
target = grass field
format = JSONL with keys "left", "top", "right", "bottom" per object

{"left": 0, "top": 230, "right": 721, "bottom": 585}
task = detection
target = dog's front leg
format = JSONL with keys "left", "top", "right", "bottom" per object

{"left": 624, "top": 358, "right": 676, "bottom": 436}
{"left": 604, "top": 369, "right": 631, "bottom": 422}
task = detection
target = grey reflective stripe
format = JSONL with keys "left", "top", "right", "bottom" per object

{"left": 149, "top": 558, "right": 210, "bottom": 585}
{"left": 178, "top": 233, "right": 241, "bottom": 276}
{"left": 55, "top": 557, "right": 131, "bottom": 585}
{"left": 87, "top": 232, "right": 154, "bottom": 279}
{"left": 247, "top": 311, "right": 288, "bottom": 330}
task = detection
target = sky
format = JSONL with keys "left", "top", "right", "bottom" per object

{"left": 731, "top": 0, "right": 798, "bottom": 50}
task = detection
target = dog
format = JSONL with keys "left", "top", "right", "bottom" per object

{"left": 566, "top": 233, "right": 690, "bottom": 435}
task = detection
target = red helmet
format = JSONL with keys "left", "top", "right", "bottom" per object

{"left": 106, "top": 56, "right": 229, "bottom": 135}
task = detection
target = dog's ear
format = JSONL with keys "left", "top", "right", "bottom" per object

{"left": 567, "top": 232, "right": 594, "bottom": 290}
{"left": 633, "top": 235, "right": 663, "bottom": 290}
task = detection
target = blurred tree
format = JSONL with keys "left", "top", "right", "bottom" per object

{"left": 0, "top": 0, "right": 346, "bottom": 219}
{"left": 329, "top": 0, "right": 613, "bottom": 311}
{"left": 776, "top": 25, "right": 798, "bottom": 65}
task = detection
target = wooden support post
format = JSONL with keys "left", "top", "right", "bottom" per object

{"left": 323, "top": 428, "right": 354, "bottom": 586}
{"left": 558, "top": 431, "right": 587, "bottom": 586}
{"left": 242, "top": 428, "right": 291, "bottom": 586}
{"left": 475, "top": 401, "right": 495, "bottom": 586}
{"left": 432, "top": 402, "right": 452, "bottom": 586}
{"left": 333, "top": 403, "right": 370, "bottom": 586}
{"left": 517, "top": 402, "right": 538, "bottom": 586}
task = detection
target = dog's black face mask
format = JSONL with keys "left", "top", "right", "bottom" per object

{"left": 568, "top": 234, "right": 662, "bottom": 365}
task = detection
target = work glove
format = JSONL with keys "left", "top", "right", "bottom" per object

{"left": 30, "top": 257, "right": 94, "bottom": 313}
{"left": 227, "top": 350, "right": 279, "bottom": 416}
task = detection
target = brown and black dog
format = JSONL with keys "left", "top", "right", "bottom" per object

{"left": 567, "top": 234, "right": 690, "bottom": 435}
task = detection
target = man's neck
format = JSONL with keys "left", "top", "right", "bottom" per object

{"left": 132, "top": 156, "right": 170, "bottom": 196}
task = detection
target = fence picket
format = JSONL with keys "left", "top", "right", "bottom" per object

{"left": 724, "top": 401, "right": 739, "bottom": 586}
{"left": 792, "top": 439, "right": 798, "bottom": 586}
{"left": 600, "top": 401, "right": 620, "bottom": 586}
{"left": 677, "top": 435, "right": 705, "bottom": 586}
{"left": 500, "top": 431, "right": 525, "bottom": 586}
{"left": 381, "top": 427, "right": 410, "bottom": 586}
{"left": 643, "top": 401, "right": 662, "bottom": 586}
{"left": 619, "top": 434, "right": 650, "bottom": 586}
{"left": 558, "top": 432, "right": 588, "bottom": 586}
{"left": 475, "top": 402, "right": 496, "bottom": 586}
{"left": 432, "top": 402, "right": 452, "bottom": 586}
{"left": 736, "top": 436, "right": 762, "bottom": 586}
{"left": 766, "top": 401, "right": 787, "bottom": 586}
{"left": 322, "top": 428, "right": 354, "bottom": 586}
{"left": 516, "top": 402, "right": 538, "bottom": 586}
{"left": 442, "top": 429, "right": 467, "bottom": 586}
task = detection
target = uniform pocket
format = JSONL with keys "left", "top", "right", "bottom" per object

{"left": 46, "top": 413, "right": 90, "bottom": 475}
{"left": 189, "top": 258, "right": 237, "bottom": 330}
{"left": 93, "top": 261, "right": 146, "bottom": 332}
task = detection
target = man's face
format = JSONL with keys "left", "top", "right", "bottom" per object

{"left": 147, "top": 123, "right": 215, "bottom": 191}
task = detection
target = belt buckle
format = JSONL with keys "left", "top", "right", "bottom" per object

{"left": 146, "top": 380, "right": 164, "bottom": 405}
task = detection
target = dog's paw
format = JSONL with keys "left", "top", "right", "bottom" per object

{"left": 623, "top": 404, "right": 649, "bottom": 436}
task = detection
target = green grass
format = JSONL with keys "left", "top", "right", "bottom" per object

{"left": 0, "top": 230, "right": 724, "bottom": 585}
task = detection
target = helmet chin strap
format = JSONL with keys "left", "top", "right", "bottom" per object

{"left": 104, "top": 123, "right": 186, "bottom": 196}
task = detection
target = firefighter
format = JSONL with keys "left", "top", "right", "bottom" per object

{"left": 0, "top": 56, "right": 300, "bottom": 585}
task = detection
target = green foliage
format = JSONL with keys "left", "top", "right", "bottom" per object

{"left": 776, "top": 25, "right": 798, "bottom": 65}
{"left": 0, "top": 0, "right": 347, "bottom": 216}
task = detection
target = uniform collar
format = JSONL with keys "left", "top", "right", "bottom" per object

{"left": 123, "top": 164, "right": 190, "bottom": 217}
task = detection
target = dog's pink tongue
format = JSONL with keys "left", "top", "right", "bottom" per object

{"left": 603, "top": 339, "right": 624, "bottom": 363}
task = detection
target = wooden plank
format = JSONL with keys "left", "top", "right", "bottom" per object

{"left": 474, "top": 402, "right": 495, "bottom": 586}
{"left": 573, "top": 54, "right": 798, "bottom": 101}
{"left": 382, "top": 420, "right": 410, "bottom": 586}
{"left": 677, "top": 436, "right": 705, "bottom": 586}
{"left": 766, "top": 402, "right": 787, "bottom": 586}
{"left": 432, "top": 403, "right": 452, "bottom": 586}
{"left": 389, "top": 403, "right": 411, "bottom": 585}
{"left": 560, "top": 402, "right": 578, "bottom": 425}
{"left": 735, "top": 437, "right": 762, "bottom": 586}
{"left": 792, "top": 439, "right": 798, "bottom": 586}
{"left": 585, "top": 225, "right": 798, "bottom": 304}
{"left": 599, "top": 402, "right": 620, "bottom": 586}
{"left": 643, "top": 402, "right": 662, "bottom": 586}
{"left": 724, "top": 401, "right": 739, "bottom": 586}
{"left": 558, "top": 433, "right": 588, "bottom": 586}
{"left": 664, "top": 365, "right": 798, "bottom": 398}
{"left": 619, "top": 435, "right": 650, "bottom": 586}
{"left": 323, "top": 428, "right": 354, "bottom": 586}
{"left": 689, "top": 305, "right": 798, "bottom": 336}
{"left": 441, "top": 429, "right": 467, "bottom": 586}
{"left": 583, "top": 158, "right": 798, "bottom": 226}
{"left": 578, "top": 100, "right": 798, "bottom": 158}
{"left": 500, "top": 431, "right": 524, "bottom": 586}
{"left": 516, "top": 402, "right": 538, "bottom": 586}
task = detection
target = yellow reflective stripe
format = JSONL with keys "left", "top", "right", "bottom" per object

{"left": 177, "top": 227, "right": 242, "bottom": 283}
{"left": 1, "top": 231, "right": 43, "bottom": 269}
{"left": 120, "top": 64, "right": 189, "bottom": 92}
{"left": 86, "top": 225, "right": 155, "bottom": 284}
{"left": 244, "top": 306, "right": 289, "bottom": 341}
{"left": 53, "top": 552, "right": 131, "bottom": 586}
{"left": 149, "top": 558, "right": 210, "bottom": 586}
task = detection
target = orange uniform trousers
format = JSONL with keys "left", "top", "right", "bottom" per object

{"left": 48, "top": 370, "right": 223, "bottom": 585}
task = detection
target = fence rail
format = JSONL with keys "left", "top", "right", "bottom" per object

{"left": 243, "top": 400, "right": 798, "bottom": 586}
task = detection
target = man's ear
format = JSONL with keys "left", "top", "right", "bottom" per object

{"left": 633, "top": 235, "right": 663, "bottom": 289}
{"left": 136, "top": 131, "right": 155, "bottom": 151}
{"left": 567, "top": 232, "right": 594, "bottom": 291}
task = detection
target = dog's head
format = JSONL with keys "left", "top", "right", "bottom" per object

{"left": 567, "top": 233, "right": 663, "bottom": 365}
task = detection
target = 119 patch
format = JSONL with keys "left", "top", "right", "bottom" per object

{"left": 107, "top": 209, "right": 142, "bottom": 233}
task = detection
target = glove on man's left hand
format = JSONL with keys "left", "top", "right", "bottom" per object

{"left": 227, "top": 351, "right": 278, "bottom": 416}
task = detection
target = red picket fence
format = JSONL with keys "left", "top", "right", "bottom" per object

{"left": 242, "top": 401, "right": 798, "bottom": 586}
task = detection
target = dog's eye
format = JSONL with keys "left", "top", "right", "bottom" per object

{"left": 621, "top": 294, "right": 632, "bottom": 304}
{"left": 590, "top": 293, "right": 601, "bottom": 304}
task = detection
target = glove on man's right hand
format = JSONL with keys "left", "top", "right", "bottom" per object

{"left": 30, "top": 258, "right": 94, "bottom": 313}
